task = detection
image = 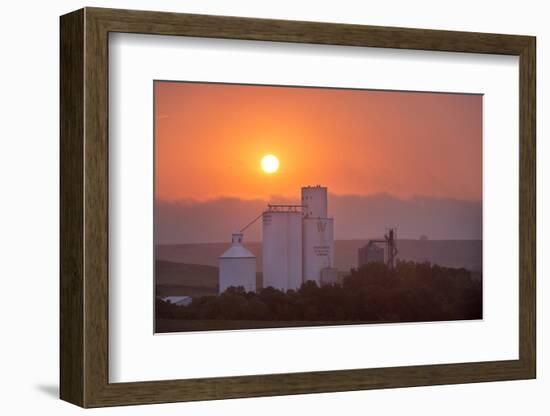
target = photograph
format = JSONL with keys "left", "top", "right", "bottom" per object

{"left": 154, "top": 80, "right": 483, "bottom": 333}
{"left": 54, "top": 5, "right": 537, "bottom": 409}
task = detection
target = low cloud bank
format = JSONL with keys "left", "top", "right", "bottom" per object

{"left": 155, "top": 194, "right": 482, "bottom": 244}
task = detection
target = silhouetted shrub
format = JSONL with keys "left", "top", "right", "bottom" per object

{"left": 156, "top": 261, "right": 482, "bottom": 323}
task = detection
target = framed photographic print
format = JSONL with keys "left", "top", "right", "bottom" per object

{"left": 60, "top": 7, "right": 536, "bottom": 408}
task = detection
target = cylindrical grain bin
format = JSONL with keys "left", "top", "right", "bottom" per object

{"left": 262, "top": 208, "right": 303, "bottom": 292}
{"left": 219, "top": 233, "right": 256, "bottom": 294}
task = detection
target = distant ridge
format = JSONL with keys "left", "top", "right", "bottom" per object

{"left": 156, "top": 239, "right": 482, "bottom": 273}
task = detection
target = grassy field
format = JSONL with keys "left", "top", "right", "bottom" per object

{"left": 155, "top": 260, "right": 218, "bottom": 286}
{"left": 155, "top": 260, "right": 218, "bottom": 297}
{"left": 155, "top": 319, "right": 368, "bottom": 333}
{"left": 155, "top": 260, "right": 265, "bottom": 296}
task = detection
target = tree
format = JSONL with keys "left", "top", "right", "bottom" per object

{"left": 156, "top": 262, "right": 482, "bottom": 325}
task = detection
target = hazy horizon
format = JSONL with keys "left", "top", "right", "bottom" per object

{"left": 155, "top": 192, "right": 481, "bottom": 245}
{"left": 156, "top": 238, "right": 483, "bottom": 246}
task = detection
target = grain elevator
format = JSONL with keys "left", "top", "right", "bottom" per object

{"left": 218, "top": 185, "right": 336, "bottom": 293}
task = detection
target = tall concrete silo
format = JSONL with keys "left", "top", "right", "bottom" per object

{"left": 302, "top": 186, "right": 335, "bottom": 285}
{"left": 262, "top": 206, "right": 302, "bottom": 292}
{"left": 301, "top": 185, "right": 328, "bottom": 218}
{"left": 219, "top": 233, "right": 256, "bottom": 294}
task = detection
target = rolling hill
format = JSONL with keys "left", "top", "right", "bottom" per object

{"left": 155, "top": 260, "right": 218, "bottom": 297}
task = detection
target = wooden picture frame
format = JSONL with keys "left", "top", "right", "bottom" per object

{"left": 60, "top": 7, "right": 536, "bottom": 408}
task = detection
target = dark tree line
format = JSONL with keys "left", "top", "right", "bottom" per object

{"left": 156, "top": 261, "right": 482, "bottom": 323}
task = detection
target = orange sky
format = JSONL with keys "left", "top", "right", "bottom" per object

{"left": 155, "top": 81, "right": 482, "bottom": 202}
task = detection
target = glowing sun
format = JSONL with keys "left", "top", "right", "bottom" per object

{"left": 261, "top": 154, "right": 279, "bottom": 174}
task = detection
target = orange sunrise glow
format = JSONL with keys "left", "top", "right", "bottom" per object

{"left": 154, "top": 81, "right": 482, "bottom": 203}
